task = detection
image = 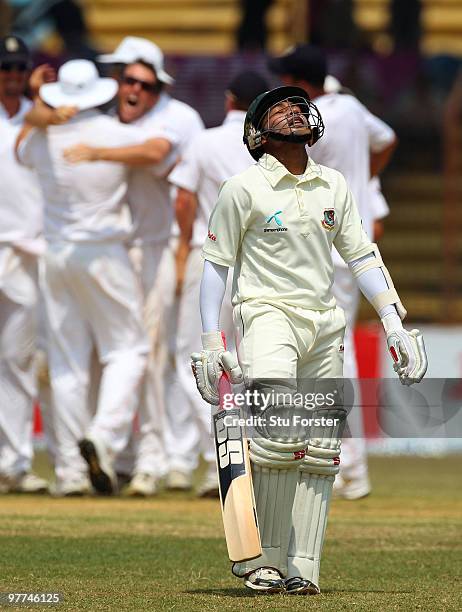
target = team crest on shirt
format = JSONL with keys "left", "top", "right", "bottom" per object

{"left": 321, "top": 208, "right": 335, "bottom": 231}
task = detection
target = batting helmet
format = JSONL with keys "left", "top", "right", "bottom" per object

{"left": 243, "top": 86, "right": 324, "bottom": 161}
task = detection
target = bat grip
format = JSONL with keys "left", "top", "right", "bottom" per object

{"left": 218, "top": 331, "right": 232, "bottom": 409}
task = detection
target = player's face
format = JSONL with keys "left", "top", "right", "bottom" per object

{"left": 118, "top": 63, "right": 160, "bottom": 123}
{"left": 0, "top": 61, "right": 29, "bottom": 98}
{"left": 265, "top": 100, "right": 310, "bottom": 136}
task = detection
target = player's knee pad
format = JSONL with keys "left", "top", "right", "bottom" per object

{"left": 301, "top": 406, "right": 346, "bottom": 476}
{"left": 250, "top": 437, "right": 307, "bottom": 469}
{"left": 248, "top": 398, "right": 309, "bottom": 469}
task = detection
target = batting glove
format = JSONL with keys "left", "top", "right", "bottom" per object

{"left": 191, "top": 331, "right": 243, "bottom": 405}
{"left": 382, "top": 314, "right": 428, "bottom": 385}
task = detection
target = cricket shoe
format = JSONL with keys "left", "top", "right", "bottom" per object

{"left": 125, "top": 473, "right": 158, "bottom": 497}
{"left": 51, "top": 477, "right": 92, "bottom": 497}
{"left": 0, "top": 472, "right": 49, "bottom": 494}
{"left": 196, "top": 464, "right": 219, "bottom": 498}
{"left": 79, "top": 437, "right": 117, "bottom": 495}
{"left": 165, "top": 470, "right": 192, "bottom": 491}
{"left": 285, "top": 577, "right": 320, "bottom": 595}
{"left": 244, "top": 567, "right": 285, "bottom": 593}
{"left": 333, "top": 474, "right": 371, "bottom": 500}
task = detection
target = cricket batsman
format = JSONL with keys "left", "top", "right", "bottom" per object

{"left": 191, "top": 86, "right": 428, "bottom": 594}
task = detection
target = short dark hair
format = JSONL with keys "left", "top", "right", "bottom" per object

{"left": 268, "top": 45, "right": 327, "bottom": 87}
{"left": 227, "top": 70, "right": 270, "bottom": 111}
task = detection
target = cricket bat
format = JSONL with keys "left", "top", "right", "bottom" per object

{"left": 214, "top": 334, "right": 261, "bottom": 563}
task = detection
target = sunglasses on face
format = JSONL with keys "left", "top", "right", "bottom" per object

{"left": 121, "top": 75, "right": 158, "bottom": 93}
{"left": 0, "top": 62, "right": 29, "bottom": 72}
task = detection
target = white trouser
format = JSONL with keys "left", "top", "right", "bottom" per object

{"left": 173, "top": 247, "right": 234, "bottom": 471}
{"left": 155, "top": 244, "right": 199, "bottom": 474}
{"left": 332, "top": 265, "right": 368, "bottom": 481}
{"left": 42, "top": 241, "right": 149, "bottom": 483}
{"left": 0, "top": 247, "right": 38, "bottom": 477}
{"left": 124, "top": 242, "right": 169, "bottom": 478}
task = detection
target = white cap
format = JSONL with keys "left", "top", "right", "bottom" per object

{"left": 40, "top": 60, "right": 118, "bottom": 110}
{"left": 97, "top": 36, "right": 174, "bottom": 85}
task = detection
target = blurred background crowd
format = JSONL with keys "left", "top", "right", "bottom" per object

{"left": 0, "top": 0, "right": 461, "bottom": 498}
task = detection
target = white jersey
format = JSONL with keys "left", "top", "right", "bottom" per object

{"left": 168, "top": 110, "right": 253, "bottom": 247}
{"left": 0, "top": 96, "right": 32, "bottom": 126}
{"left": 0, "top": 120, "right": 44, "bottom": 254}
{"left": 18, "top": 110, "right": 144, "bottom": 243}
{"left": 128, "top": 93, "right": 204, "bottom": 246}
{"left": 204, "top": 154, "right": 373, "bottom": 311}
{"left": 309, "top": 93, "right": 395, "bottom": 265}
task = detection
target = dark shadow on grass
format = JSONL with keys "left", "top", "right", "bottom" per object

{"left": 188, "top": 587, "right": 413, "bottom": 597}
{"left": 186, "top": 588, "right": 286, "bottom": 598}
{"left": 322, "top": 588, "right": 413, "bottom": 594}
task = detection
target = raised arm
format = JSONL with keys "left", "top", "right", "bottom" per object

{"left": 63, "top": 137, "right": 172, "bottom": 166}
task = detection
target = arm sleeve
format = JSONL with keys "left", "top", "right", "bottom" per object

{"left": 369, "top": 177, "right": 390, "bottom": 220}
{"left": 349, "top": 253, "right": 400, "bottom": 321}
{"left": 333, "top": 173, "right": 375, "bottom": 263}
{"left": 201, "top": 177, "right": 251, "bottom": 267}
{"left": 168, "top": 135, "right": 202, "bottom": 192}
{"left": 16, "top": 128, "right": 38, "bottom": 168}
{"left": 361, "top": 103, "right": 396, "bottom": 153}
{"left": 200, "top": 259, "right": 229, "bottom": 332}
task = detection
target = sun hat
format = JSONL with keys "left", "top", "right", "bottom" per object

{"left": 97, "top": 36, "right": 174, "bottom": 85}
{"left": 40, "top": 59, "right": 118, "bottom": 110}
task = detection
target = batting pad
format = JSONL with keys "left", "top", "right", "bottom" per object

{"left": 287, "top": 471, "right": 334, "bottom": 586}
{"left": 232, "top": 463, "right": 298, "bottom": 578}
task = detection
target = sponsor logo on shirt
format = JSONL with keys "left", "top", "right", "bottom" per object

{"left": 264, "top": 210, "right": 288, "bottom": 233}
{"left": 208, "top": 230, "right": 217, "bottom": 242}
{"left": 321, "top": 208, "right": 336, "bottom": 231}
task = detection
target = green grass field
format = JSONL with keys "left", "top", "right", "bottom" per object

{"left": 0, "top": 456, "right": 461, "bottom": 611}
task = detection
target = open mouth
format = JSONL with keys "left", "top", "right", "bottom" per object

{"left": 288, "top": 116, "right": 306, "bottom": 129}
{"left": 126, "top": 94, "right": 139, "bottom": 107}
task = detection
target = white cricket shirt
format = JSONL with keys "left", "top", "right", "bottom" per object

{"left": 168, "top": 110, "right": 253, "bottom": 247}
{"left": 202, "top": 153, "right": 374, "bottom": 311}
{"left": 309, "top": 93, "right": 395, "bottom": 264}
{"left": 127, "top": 93, "right": 204, "bottom": 245}
{"left": 0, "top": 96, "right": 32, "bottom": 126}
{"left": 0, "top": 120, "right": 44, "bottom": 254}
{"left": 18, "top": 110, "right": 144, "bottom": 243}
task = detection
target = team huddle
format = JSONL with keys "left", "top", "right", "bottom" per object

{"left": 0, "top": 34, "right": 428, "bottom": 594}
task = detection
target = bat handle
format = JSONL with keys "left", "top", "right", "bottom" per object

{"left": 218, "top": 372, "right": 232, "bottom": 408}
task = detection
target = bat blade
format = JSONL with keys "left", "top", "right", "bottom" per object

{"left": 215, "top": 371, "right": 261, "bottom": 563}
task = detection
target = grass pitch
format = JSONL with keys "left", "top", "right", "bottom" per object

{"left": 0, "top": 456, "right": 461, "bottom": 611}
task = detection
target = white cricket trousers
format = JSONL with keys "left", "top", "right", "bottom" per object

{"left": 173, "top": 247, "right": 234, "bottom": 472}
{"left": 232, "top": 301, "right": 346, "bottom": 584}
{"left": 42, "top": 242, "right": 149, "bottom": 483}
{"left": 332, "top": 265, "right": 368, "bottom": 481}
{"left": 0, "top": 247, "right": 38, "bottom": 477}
{"left": 127, "top": 241, "right": 169, "bottom": 478}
